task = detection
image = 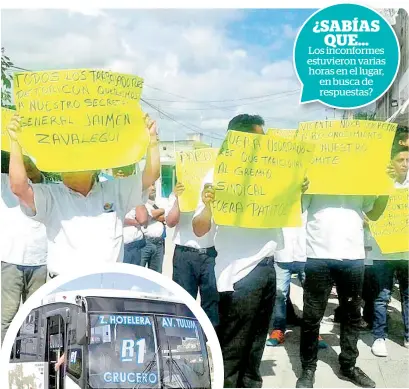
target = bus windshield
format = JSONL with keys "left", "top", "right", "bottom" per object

{"left": 157, "top": 316, "right": 210, "bottom": 389}
{"left": 88, "top": 313, "right": 211, "bottom": 389}
{"left": 88, "top": 313, "right": 160, "bottom": 388}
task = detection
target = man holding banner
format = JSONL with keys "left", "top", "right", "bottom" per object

{"left": 193, "top": 114, "right": 309, "bottom": 388}
{"left": 297, "top": 189, "right": 391, "bottom": 387}
{"left": 6, "top": 113, "right": 160, "bottom": 278}
{"left": 365, "top": 145, "right": 409, "bottom": 357}
{"left": 166, "top": 182, "right": 219, "bottom": 327}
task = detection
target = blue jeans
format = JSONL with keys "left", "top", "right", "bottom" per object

{"left": 140, "top": 238, "right": 165, "bottom": 273}
{"left": 373, "top": 260, "right": 409, "bottom": 341}
{"left": 123, "top": 239, "right": 146, "bottom": 266}
{"left": 270, "top": 261, "right": 305, "bottom": 331}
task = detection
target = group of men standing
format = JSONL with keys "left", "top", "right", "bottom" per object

{"left": 1, "top": 110, "right": 408, "bottom": 389}
{"left": 162, "top": 115, "right": 408, "bottom": 389}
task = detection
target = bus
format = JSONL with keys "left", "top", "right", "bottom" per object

{"left": 8, "top": 289, "right": 212, "bottom": 389}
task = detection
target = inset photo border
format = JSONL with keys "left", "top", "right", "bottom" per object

{"left": 0, "top": 263, "right": 224, "bottom": 389}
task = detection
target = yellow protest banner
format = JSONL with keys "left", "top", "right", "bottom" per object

{"left": 267, "top": 129, "right": 297, "bottom": 139}
{"left": 296, "top": 120, "right": 396, "bottom": 195}
{"left": 13, "top": 69, "right": 149, "bottom": 172}
{"left": 1, "top": 107, "right": 15, "bottom": 152}
{"left": 369, "top": 188, "right": 409, "bottom": 254}
{"left": 176, "top": 148, "right": 219, "bottom": 212}
{"left": 213, "top": 131, "right": 315, "bottom": 228}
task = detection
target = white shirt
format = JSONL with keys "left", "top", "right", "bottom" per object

{"left": 365, "top": 177, "right": 409, "bottom": 262}
{"left": 21, "top": 174, "right": 143, "bottom": 275}
{"left": 123, "top": 208, "right": 144, "bottom": 244}
{"left": 195, "top": 169, "right": 284, "bottom": 292}
{"left": 275, "top": 212, "right": 307, "bottom": 263}
{"left": 1, "top": 173, "right": 47, "bottom": 266}
{"left": 165, "top": 193, "right": 215, "bottom": 249}
{"left": 303, "top": 195, "right": 376, "bottom": 260}
{"left": 143, "top": 201, "right": 165, "bottom": 239}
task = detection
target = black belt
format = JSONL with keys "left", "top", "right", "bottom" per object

{"left": 176, "top": 245, "right": 216, "bottom": 256}
{"left": 146, "top": 237, "right": 164, "bottom": 244}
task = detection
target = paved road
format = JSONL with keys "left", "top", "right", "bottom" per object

{"left": 261, "top": 280, "right": 409, "bottom": 388}
{"left": 162, "top": 228, "right": 409, "bottom": 388}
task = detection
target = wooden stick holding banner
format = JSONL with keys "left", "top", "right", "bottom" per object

{"left": 13, "top": 69, "right": 149, "bottom": 172}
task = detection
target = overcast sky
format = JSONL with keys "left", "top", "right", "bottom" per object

{"left": 2, "top": 9, "right": 348, "bottom": 145}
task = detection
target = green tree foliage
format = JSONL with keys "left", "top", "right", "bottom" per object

{"left": 353, "top": 111, "right": 376, "bottom": 120}
{"left": 1, "top": 47, "right": 15, "bottom": 108}
{"left": 43, "top": 172, "right": 63, "bottom": 182}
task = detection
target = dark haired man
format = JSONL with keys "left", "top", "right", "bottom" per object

{"left": 366, "top": 145, "right": 409, "bottom": 357}
{"left": 6, "top": 113, "right": 160, "bottom": 278}
{"left": 393, "top": 126, "right": 409, "bottom": 148}
{"left": 193, "top": 114, "right": 308, "bottom": 388}
{"left": 297, "top": 159, "right": 392, "bottom": 387}
{"left": 166, "top": 182, "right": 219, "bottom": 327}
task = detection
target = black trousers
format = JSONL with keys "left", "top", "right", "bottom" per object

{"left": 172, "top": 245, "right": 219, "bottom": 327}
{"left": 334, "top": 264, "right": 376, "bottom": 325}
{"left": 301, "top": 258, "right": 364, "bottom": 371}
{"left": 217, "top": 258, "right": 276, "bottom": 388}
{"left": 362, "top": 265, "right": 376, "bottom": 324}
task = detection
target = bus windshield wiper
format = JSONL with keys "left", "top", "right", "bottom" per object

{"left": 133, "top": 345, "right": 161, "bottom": 389}
{"left": 162, "top": 340, "right": 192, "bottom": 389}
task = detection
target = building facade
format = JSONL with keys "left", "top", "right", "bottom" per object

{"left": 376, "top": 8, "right": 409, "bottom": 126}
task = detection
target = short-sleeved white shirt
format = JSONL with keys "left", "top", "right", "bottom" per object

{"left": 194, "top": 169, "right": 284, "bottom": 292}
{"left": 21, "top": 174, "right": 144, "bottom": 275}
{"left": 303, "top": 194, "right": 376, "bottom": 260}
{"left": 365, "top": 178, "right": 409, "bottom": 262}
{"left": 123, "top": 208, "right": 144, "bottom": 244}
{"left": 142, "top": 201, "right": 165, "bottom": 239}
{"left": 1, "top": 174, "right": 47, "bottom": 266}
{"left": 275, "top": 212, "right": 307, "bottom": 263}
{"left": 165, "top": 193, "right": 215, "bottom": 249}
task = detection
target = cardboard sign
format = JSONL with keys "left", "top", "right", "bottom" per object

{"left": 297, "top": 120, "right": 396, "bottom": 195}
{"left": 176, "top": 148, "right": 219, "bottom": 212}
{"left": 213, "top": 131, "right": 314, "bottom": 228}
{"left": 369, "top": 188, "right": 409, "bottom": 254}
{"left": 13, "top": 69, "right": 149, "bottom": 172}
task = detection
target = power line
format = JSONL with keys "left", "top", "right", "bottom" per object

{"left": 143, "top": 88, "right": 301, "bottom": 103}
{"left": 144, "top": 90, "right": 300, "bottom": 111}
{"left": 9, "top": 65, "right": 31, "bottom": 72}
{"left": 7, "top": 64, "right": 327, "bottom": 135}
{"left": 141, "top": 98, "right": 225, "bottom": 142}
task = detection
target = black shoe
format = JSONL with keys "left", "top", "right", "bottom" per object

{"left": 340, "top": 367, "right": 376, "bottom": 388}
{"left": 296, "top": 369, "right": 315, "bottom": 388}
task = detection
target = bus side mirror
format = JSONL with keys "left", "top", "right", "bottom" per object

{"left": 76, "top": 314, "right": 87, "bottom": 345}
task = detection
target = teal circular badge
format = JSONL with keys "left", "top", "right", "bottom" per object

{"left": 294, "top": 4, "right": 400, "bottom": 109}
